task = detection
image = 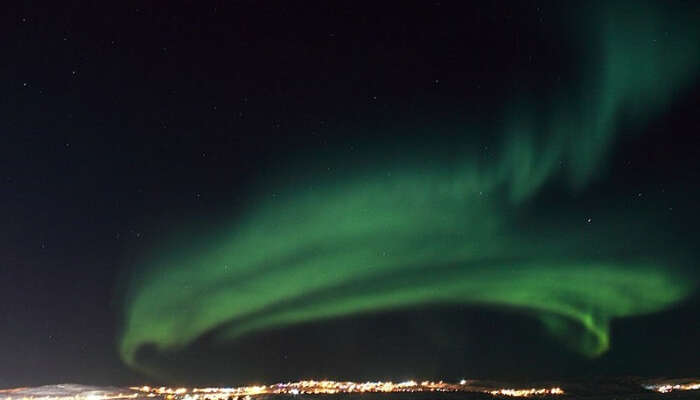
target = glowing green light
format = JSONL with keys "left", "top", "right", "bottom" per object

{"left": 119, "top": 2, "right": 699, "bottom": 374}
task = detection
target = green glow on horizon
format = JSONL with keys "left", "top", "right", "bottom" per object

{"left": 119, "top": 2, "right": 699, "bottom": 373}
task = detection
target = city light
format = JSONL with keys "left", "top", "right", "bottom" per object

{"left": 125, "top": 380, "right": 564, "bottom": 398}
{"left": 0, "top": 380, "right": 566, "bottom": 400}
{"left": 488, "top": 387, "right": 564, "bottom": 397}
{"left": 644, "top": 382, "right": 700, "bottom": 393}
{"left": 3, "top": 378, "right": 698, "bottom": 400}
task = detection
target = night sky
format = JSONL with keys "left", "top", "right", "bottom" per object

{"left": 2, "top": 0, "right": 699, "bottom": 388}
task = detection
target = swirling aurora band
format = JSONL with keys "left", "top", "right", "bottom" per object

{"left": 119, "top": 2, "right": 699, "bottom": 373}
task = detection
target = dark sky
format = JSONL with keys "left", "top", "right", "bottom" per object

{"left": 1, "top": 0, "right": 699, "bottom": 388}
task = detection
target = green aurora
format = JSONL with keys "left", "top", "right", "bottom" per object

{"left": 119, "top": 2, "right": 700, "bottom": 373}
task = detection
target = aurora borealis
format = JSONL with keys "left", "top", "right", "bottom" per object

{"left": 118, "top": 1, "right": 700, "bottom": 377}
